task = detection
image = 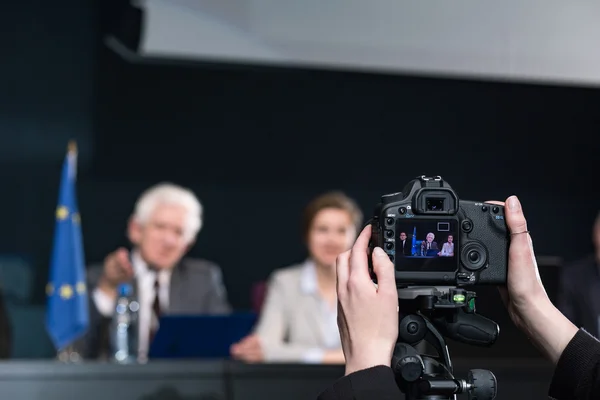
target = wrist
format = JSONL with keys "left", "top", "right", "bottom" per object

{"left": 345, "top": 360, "right": 391, "bottom": 376}
{"left": 97, "top": 276, "right": 118, "bottom": 298}
{"left": 344, "top": 347, "right": 392, "bottom": 376}
{"left": 322, "top": 349, "right": 345, "bottom": 364}
{"left": 520, "top": 298, "right": 578, "bottom": 364}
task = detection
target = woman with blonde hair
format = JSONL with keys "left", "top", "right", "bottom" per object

{"left": 231, "top": 192, "right": 362, "bottom": 364}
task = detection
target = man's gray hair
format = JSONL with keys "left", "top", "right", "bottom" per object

{"left": 133, "top": 182, "right": 202, "bottom": 243}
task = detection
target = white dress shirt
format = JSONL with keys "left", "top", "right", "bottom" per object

{"left": 92, "top": 251, "right": 172, "bottom": 360}
{"left": 440, "top": 242, "right": 454, "bottom": 256}
{"left": 299, "top": 261, "right": 341, "bottom": 363}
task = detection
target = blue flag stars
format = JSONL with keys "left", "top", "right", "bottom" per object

{"left": 45, "top": 141, "right": 90, "bottom": 352}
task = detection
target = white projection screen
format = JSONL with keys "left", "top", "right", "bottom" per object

{"left": 136, "top": 0, "right": 600, "bottom": 86}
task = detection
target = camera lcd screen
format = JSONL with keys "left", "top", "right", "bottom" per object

{"left": 394, "top": 219, "right": 458, "bottom": 272}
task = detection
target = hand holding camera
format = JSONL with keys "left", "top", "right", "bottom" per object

{"left": 330, "top": 176, "right": 579, "bottom": 400}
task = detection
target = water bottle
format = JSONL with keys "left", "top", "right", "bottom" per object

{"left": 110, "top": 283, "right": 139, "bottom": 364}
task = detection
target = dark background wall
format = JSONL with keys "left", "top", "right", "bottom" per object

{"left": 92, "top": 28, "right": 599, "bottom": 311}
{"left": 0, "top": 0, "right": 598, "bottom": 358}
{"left": 0, "top": 0, "right": 96, "bottom": 303}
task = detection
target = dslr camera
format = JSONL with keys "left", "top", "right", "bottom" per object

{"left": 370, "top": 175, "right": 508, "bottom": 286}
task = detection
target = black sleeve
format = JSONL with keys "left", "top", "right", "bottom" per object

{"left": 0, "top": 293, "right": 11, "bottom": 358}
{"left": 317, "top": 366, "right": 401, "bottom": 400}
{"left": 548, "top": 329, "right": 600, "bottom": 400}
{"left": 556, "top": 267, "right": 579, "bottom": 327}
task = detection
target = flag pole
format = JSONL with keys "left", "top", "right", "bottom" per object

{"left": 68, "top": 140, "right": 77, "bottom": 154}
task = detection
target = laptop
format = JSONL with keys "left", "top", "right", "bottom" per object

{"left": 148, "top": 312, "right": 258, "bottom": 359}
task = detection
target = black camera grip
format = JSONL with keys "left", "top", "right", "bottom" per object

{"left": 436, "top": 308, "right": 499, "bottom": 347}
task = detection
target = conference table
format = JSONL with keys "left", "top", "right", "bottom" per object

{"left": 0, "top": 358, "right": 553, "bottom": 400}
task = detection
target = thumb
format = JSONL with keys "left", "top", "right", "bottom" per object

{"left": 505, "top": 195, "right": 532, "bottom": 258}
{"left": 505, "top": 196, "right": 528, "bottom": 236}
{"left": 505, "top": 195, "right": 539, "bottom": 278}
{"left": 372, "top": 247, "right": 396, "bottom": 294}
{"left": 115, "top": 248, "right": 133, "bottom": 271}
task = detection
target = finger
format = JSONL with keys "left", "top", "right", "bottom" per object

{"left": 234, "top": 338, "right": 251, "bottom": 351}
{"left": 505, "top": 195, "right": 532, "bottom": 249}
{"left": 235, "top": 347, "right": 261, "bottom": 362}
{"left": 115, "top": 249, "right": 134, "bottom": 275}
{"left": 336, "top": 250, "right": 351, "bottom": 298}
{"left": 505, "top": 195, "right": 538, "bottom": 275}
{"left": 348, "top": 225, "right": 372, "bottom": 280}
{"left": 484, "top": 200, "right": 505, "bottom": 206}
{"left": 371, "top": 247, "right": 396, "bottom": 296}
{"left": 505, "top": 196, "right": 527, "bottom": 234}
{"left": 230, "top": 344, "right": 241, "bottom": 356}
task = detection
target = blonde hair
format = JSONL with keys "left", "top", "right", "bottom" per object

{"left": 301, "top": 191, "right": 363, "bottom": 241}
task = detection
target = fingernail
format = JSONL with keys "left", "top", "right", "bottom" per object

{"left": 508, "top": 196, "right": 521, "bottom": 212}
{"left": 373, "top": 247, "right": 386, "bottom": 257}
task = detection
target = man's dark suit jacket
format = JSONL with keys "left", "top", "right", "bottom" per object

{"left": 398, "top": 239, "right": 412, "bottom": 256}
{"left": 557, "top": 255, "right": 600, "bottom": 338}
{"left": 77, "top": 257, "right": 231, "bottom": 359}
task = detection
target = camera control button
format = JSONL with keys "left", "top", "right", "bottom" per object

{"left": 457, "top": 272, "right": 475, "bottom": 283}
{"left": 461, "top": 242, "right": 487, "bottom": 271}
{"left": 385, "top": 242, "right": 394, "bottom": 250}
{"left": 398, "top": 207, "right": 407, "bottom": 215}
{"left": 468, "top": 251, "right": 480, "bottom": 262}
{"left": 385, "top": 230, "right": 394, "bottom": 238}
{"left": 388, "top": 254, "right": 394, "bottom": 262}
{"left": 492, "top": 206, "right": 500, "bottom": 214}
{"left": 481, "top": 205, "right": 488, "bottom": 212}
{"left": 386, "top": 218, "right": 394, "bottom": 225}
{"left": 407, "top": 322, "right": 418, "bottom": 334}
{"left": 461, "top": 220, "right": 473, "bottom": 232}
{"left": 456, "top": 272, "right": 469, "bottom": 282}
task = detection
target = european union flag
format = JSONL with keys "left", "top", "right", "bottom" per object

{"left": 411, "top": 226, "right": 417, "bottom": 256}
{"left": 45, "top": 141, "right": 89, "bottom": 351}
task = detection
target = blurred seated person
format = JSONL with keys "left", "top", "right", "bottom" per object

{"left": 0, "top": 288, "right": 11, "bottom": 358}
{"left": 438, "top": 234, "right": 454, "bottom": 257}
{"left": 79, "top": 183, "right": 231, "bottom": 360}
{"left": 557, "top": 211, "right": 600, "bottom": 337}
{"left": 230, "top": 192, "right": 362, "bottom": 364}
{"left": 420, "top": 232, "right": 438, "bottom": 256}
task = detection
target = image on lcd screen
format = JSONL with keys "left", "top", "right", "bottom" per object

{"left": 394, "top": 219, "right": 458, "bottom": 272}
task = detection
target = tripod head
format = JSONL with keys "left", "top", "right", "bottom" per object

{"left": 392, "top": 287, "right": 499, "bottom": 400}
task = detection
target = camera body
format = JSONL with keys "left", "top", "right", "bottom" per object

{"left": 370, "top": 175, "right": 509, "bottom": 286}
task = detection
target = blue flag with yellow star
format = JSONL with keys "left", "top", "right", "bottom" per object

{"left": 45, "top": 141, "right": 89, "bottom": 351}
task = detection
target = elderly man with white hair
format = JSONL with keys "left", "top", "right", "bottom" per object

{"left": 80, "top": 182, "right": 231, "bottom": 360}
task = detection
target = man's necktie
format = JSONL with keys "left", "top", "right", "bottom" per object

{"left": 149, "top": 277, "right": 161, "bottom": 344}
